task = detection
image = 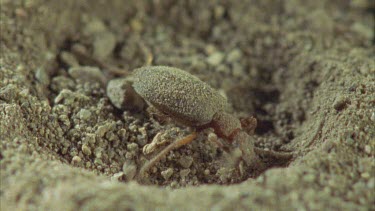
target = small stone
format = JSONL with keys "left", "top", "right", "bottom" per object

{"left": 207, "top": 52, "right": 224, "bottom": 66}
{"left": 15, "top": 8, "right": 28, "bottom": 18}
{"left": 82, "top": 144, "right": 92, "bottom": 155}
{"left": 346, "top": 136, "right": 355, "bottom": 145}
{"left": 72, "top": 156, "right": 81, "bottom": 163}
{"left": 303, "top": 174, "right": 316, "bottom": 183}
{"left": 94, "top": 158, "right": 103, "bottom": 165}
{"left": 118, "top": 128, "right": 128, "bottom": 141}
{"left": 35, "top": 67, "right": 50, "bottom": 85}
{"left": 54, "top": 89, "right": 90, "bottom": 105}
{"left": 93, "top": 32, "right": 116, "bottom": 60}
{"left": 127, "top": 143, "right": 139, "bottom": 151}
{"left": 58, "top": 114, "right": 70, "bottom": 127}
{"left": 68, "top": 66, "right": 107, "bottom": 86}
{"left": 214, "top": 5, "right": 225, "bottom": 19}
{"left": 217, "top": 167, "right": 233, "bottom": 183}
{"left": 364, "top": 145, "right": 371, "bottom": 154}
{"left": 96, "top": 124, "right": 111, "bottom": 137}
{"left": 170, "top": 181, "right": 178, "bottom": 188}
{"left": 370, "top": 112, "right": 375, "bottom": 122}
{"left": 361, "top": 172, "right": 370, "bottom": 179}
{"left": 231, "top": 63, "right": 244, "bottom": 77}
{"left": 226, "top": 49, "right": 242, "bottom": 63}
{"left": 348, "top": 84, "right": 357, "bottom": 92}
{"left": 71, "top": 44, "right": 88, "bottom": 56}
{"left": 83, "top": 19, "right": 107, "bottom": 36}
{"left": 60, "top": 51, "right": 79, "bottom": 67}
{"left": 94, "top": 147, "right": 103, "bottom": 159}
{"left": 50, "top": 76, "right": 75, "bottom": 93}
{"left": 179, "top": 169, "right": 190, "bottom": 179}
{"left": 130, "top": 18, "right": 143, "bottom": 32}
{"left": 111, "top": 172, "right": 124, "bottom": 181}
{"left": 351, "top": 22, "right": 373, "bottom": 41}
{"left": 123, "top": 162, "right": 137, "bottom": 181}
{"left": 333, "top": 96, "right": 349, "bottom": 111}
{"left": 106, "top": 78, "right": 145, "bottom": 111}
{"left": 106, "top": 132, "right": 118, "bottom": 142}
{"left": 178, "top": 156, "right": 194, "bottom": 168}
{"left": 350, "top": 0, "right": 372, "bottom": 9}
{"left": 204, "top": 169, "right": 210, "bottom": 175}
{"left": 161, "top": 168, "right": 174, "bottom": 180}
{"left": 204, "top": 44, "right": 216, "bottom": 54}
{"left": 368, "top": 178, "right": 375, "bottom": 189}
{"left": 78, "top": 109, "right": 92, "bottom": 120}
{"left": 128, "top": 151, "right": 138, "bottom": 159}
{"left": 86, "top": 133, "right": 96, "bottom": 145}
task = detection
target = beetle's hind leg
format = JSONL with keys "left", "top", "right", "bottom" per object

{"left": 138, "top": 132, "right": 197, "bottom": 178}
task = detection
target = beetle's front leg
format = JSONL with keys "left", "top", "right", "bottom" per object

{"left": 232, "top": 131, "right": 264, "bottom": 169}
{"left": 233, "top": 131, "right": 294, "bottom": 171}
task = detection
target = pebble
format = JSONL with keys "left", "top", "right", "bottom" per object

{"left": 127, "top": 143, "right": 139, "bottom": 151}
{"left": 179, "top": 169, "right": 190, "bottom": 179}
{"left": 60, "top": 51, "right": 79, "bottom": 67}
{"left": 83, "top": 19, "right": 107, "bottom": 36}
{"left": 35, "top": 67, "right": 50, "bottom": 85}
{"left": 86, "top": 133, "right": 96, "bottom": 145}
{"left": 94, "top": 147, "right": 103, "bottom": 159}
{"left": 111, "top": 172, "right": 125, "bottom": 181}
{"left": 106, "top": 131, "right": 118, "bottom": 142}
{"left": 231, "top": 63, "right": 244, "bottom": 77}
{"left": 204, "top": 169, "right": 210, "bottom": 175}
{"left": 303, "top": 174, "right": 316, "bottom": 183}
{"left": 106, "top": 78, "right": 145, "bottom": 111}
{"left": 143, "top": 133, "right": 163, "bottom": 155}
{"left": 364, "top": 145, "right": 371, "bottom": 154}
{"left": 370, "top": 112, "right": 375, "bottom": 122}
{"left": 15, "top": 8, "right": 28, "bottom": 18}
{"left": 123, "top": 161, "right": 137, "bottom": 181}
{"left": 68, "top": 66, "right": 107, "bottom": 86}
{"left": 214, "top": 5, "right": 225, "bottom": 19}
{"left": 204, "top": 44, "right": 216, "bottom": 55}
{"left": 72, "top": 156, "right": 82, "bottom": 163}
{"left": 130, "top": 18, "right": 144, "bottom": 32}
{"left": 178, "top": 156, "right": 194, "bottom": 168}
{"left": 226, "top": 49, "right": 242, "bottom": 63}
{"left": 346, "top": 136, "right": 355, "bottom": 145}
{"left": 161, "top": 168, "right": 174, "bottom": 180}
{"left": 207, "top": 52, "right": 224, "bottom": 66}
{"left": 333, "top": 96, "right": 349, "bottom": 111}
{"left": 50, "top": 76, "right": 75, "bottom": 93}
{"left": 170, "top": 181, "right": 178, "bottom": 188}
{"left": 78, "top": 108, "right": 92, "bottom": 120}
{"left": 351, "top": 22, "right": 373, "bottom": 41}
{"left": 361, "top": 172, "right": 370, "bottom": 179}
{"left": 82, "top": 144, "right": 92, "bottom": 155}
{"left": 96, "top": 124, "right": 112, "bottom": 138}
{"left": 93, "top": 32, "right": 116, "bottom": 60}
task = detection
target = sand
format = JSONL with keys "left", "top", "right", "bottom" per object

{"left": 1, "top": 0, "right": 374, "bottom": 210}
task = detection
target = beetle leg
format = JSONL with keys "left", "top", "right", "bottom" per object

{"left": 254, "top": 147, "right": 294, "bottom": 166}
{"left": 138, "top": 132, "right": 197, "bottom": 177}
{"left": 233, "top": 131, "right": 263, "bottom": 168}
{"left": 239, "top": 116, "right": 257, "bottom": 135}
{"left": 207, "top": 132, "right": 231, "bottom": 153}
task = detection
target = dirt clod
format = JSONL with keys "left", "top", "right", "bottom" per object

{"left": 106, "top": 78, "right": 145, "bottom": 111}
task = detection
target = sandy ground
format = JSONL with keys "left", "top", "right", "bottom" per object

{"left": 0, "top": 0, "right": 374, "bottom": 210}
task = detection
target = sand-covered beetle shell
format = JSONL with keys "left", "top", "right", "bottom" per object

{"left": 132, "top": 66, "right": 227, "bottom": 126}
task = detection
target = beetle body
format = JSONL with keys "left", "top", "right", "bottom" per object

{"left": 132, "top": 66, "right": 227, "bottom": 126}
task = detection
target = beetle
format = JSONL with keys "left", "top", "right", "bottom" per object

{"left": 128, "top": 66, "right": 293, "bottom": 178}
